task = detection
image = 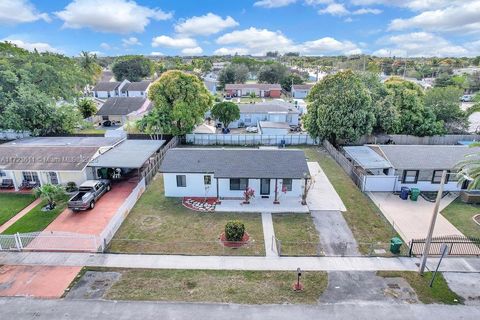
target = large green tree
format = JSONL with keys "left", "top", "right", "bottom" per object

{"left": 112, "top": 55, "right": 153, "bottom": 82}
{"left": 281, "top": 73, "right": 305, "bottom": 92}
{"left": 424, "top": 86, "right": 467, "bottom": 133}
{"left": 77, "top": 98, "right": 97, "bottom": 119}
{"left": 211, "top": 102, "right": 240, "bottom": 128}
{"left": 305, "top": 70, "right": 375, "bottom": 144}
{"left": 147, "top": 70, "right": 213, "bottom": 135}
{"left": 258, "top": 63, "right": 288, "bottom": 84}
{"left": 218, "top": 63, "right": 249, "bottom": 88}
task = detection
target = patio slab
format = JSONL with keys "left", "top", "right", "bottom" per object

{"left": 216, "top": 198, "right": 309, "bottom": 213}
{"left": 368, "top": 192, "right": 464, "bottom": 242}
{"left": 306, "top": 162, "right": 346, "bottom": 212}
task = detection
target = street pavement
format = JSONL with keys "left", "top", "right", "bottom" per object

{"left": 1, "top": 298, "right": 479, "bottom": 320}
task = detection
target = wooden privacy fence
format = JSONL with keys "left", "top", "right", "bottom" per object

{"left": 142, "top": 136, "right": 179, "bottom": 185}
{"left": 322, "top": 140, "right": 365, "bottom": 189}
{"left": 409, "top": 235, "right": 480, "bottom": 256}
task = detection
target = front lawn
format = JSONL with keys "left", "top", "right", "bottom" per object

{"left": 298, "top": 147, "right": 397, "bottom": 254}
{"left": 273, "top": 213, "right": 321, "bottom": 256}
{"left": 377, "top": 271, "right": 463, "bottom": 304}
{"left": 87, "top": 268, "right": 328, "bottom": 304}
{"left": 2, "top": 196, "right": 68, "bottom": 234}
{"left": 0, "top": 193, "right": 36, "bottom": 226}
{"left": 108, "top": 175, "right": 265, "bottom": 255}
{"left": 441, "top": 199, "right": 480, "bottom": 239}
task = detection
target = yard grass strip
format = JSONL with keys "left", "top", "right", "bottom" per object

{"left": 109, "top": 176, "right": 265, "bottom": 255}
{"left": 0, "top": 193, "right": 36, "bottom": 227}
{"left": 441, "top": 199, "right": 480, "bottom": 239}
{"left": 85, "top": 267, "right": 328, "bottom": 304}
{"left": 377, "top": 271, "right": 463, "bottom": 305}
{"left": 298, "top": 147, "right": 397, "bottom": 254}
{"left": 272, "top": 213, "right": 321, "bottom": 256}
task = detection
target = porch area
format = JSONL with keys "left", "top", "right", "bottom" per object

{"left": 216, "top": 197, "right": 309, "bottom": 213}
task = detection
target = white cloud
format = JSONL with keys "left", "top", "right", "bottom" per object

{"left": 150, "top": 51, "right": 164, "bottom": 56}
{"left": 318, "top": 3, "right": 349, "bottom": 16}
{"left": 2, "top": 39, "right": 60, "bottom": 53}
{"left": 388, "top": 1, "right": 480, "bottom": 34}
{"left": 301, "top": 37, "right": 360, "bottom": 54}
{"left": 351, "top": 0, "right": 457, "bottom": 11}
{"left": 151, "top": 35, "right": 197, "bottom": 48}
{"left": 174, "top": 13, "right": 238, "bottom": 36}
{"left": 122, "top": 37, "right": 141, "bottom": 47}
{"left": 55, "top": 0, "right": 172, "bottom": 34}
{"left": 353, "top": 8, "right": 382, "bottom": 15}
{"left": 214, "top": 47, "right": 250, "bottom": 56}
{"left": 0, "top": 0, "right": 50, "bottom": 25}
{"left": 100, "top": 42, "right": 111, "bottom": 50}
{"left": 253, "top": 0, "right": 298, "bottom": 8}
{"left": 181, "top": 47, "right": 203, "bottom": 55}
{"left": 373, "top": 32, "right": 469, "bottom": 57}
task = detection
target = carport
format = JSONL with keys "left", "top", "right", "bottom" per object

{"left": 87, "top": 139, "right": 165, "bottom": 184}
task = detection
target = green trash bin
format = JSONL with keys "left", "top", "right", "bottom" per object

{"left": 410, "top": 188, "right": 420, "bottom": 201}
{"left": 390, "top": 237, "right": 403, "bottom": 254}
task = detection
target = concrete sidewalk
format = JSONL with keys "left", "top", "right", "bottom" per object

{"left": 1, "top": 251, "right": 479, "bottom": 272}
{"left": 1, "top": 298, "right": 479, "bottom": 320}
{"left": 261, "top": 212, "right": 278, "bottom": 257}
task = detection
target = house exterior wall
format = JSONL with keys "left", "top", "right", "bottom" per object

{"left": 94, "top": 90, "right": 116, "bottom": 99}
{"left": 269, "top": 90, "right": 281, "bottom": 98}
{"left": 6, "top": 169, "right": 87, "bottom": 190}
{"left": 163, "top": 173, "right": 304, "bottom": 199}
{"left": 225, "top": 88, "right": 281, "bottom": 98}
{"left": 126, "top": 90, "right": 147, "bottom": 97}
{"left": 292, "top": 89, "right": 309, "bottom": 99}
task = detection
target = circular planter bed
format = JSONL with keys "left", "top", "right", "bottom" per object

{"left": 473, "top": 214, "right": 480, "bottom": 226}
{"left": 219, "top": 232, "right": 250, "bottom": 248}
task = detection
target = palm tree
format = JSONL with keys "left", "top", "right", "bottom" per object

{"left": 34, "top": 184, "right": 66, "bottom": 210}
{"left": 456, "top": 143, "right": 480, "bottom": 190}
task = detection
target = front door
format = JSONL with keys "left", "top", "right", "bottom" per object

{"left": 260, "top": 179, "right": 270, "bottom": 196}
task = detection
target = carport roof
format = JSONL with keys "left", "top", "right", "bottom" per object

{"left": 343, "top": 146, "right": 392, "bottom": 169}
{"left": 88, "top": 139, "right": 165, "bottom": 168}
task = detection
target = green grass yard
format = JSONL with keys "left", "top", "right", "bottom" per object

{"left": 0, "top": 193, "right": 35, "bottom": 227}
{"left": 377, "top": 271, "right": 463, "bottom": 304}
{"left": 441, "top": 199, "right": 480, "bottom": 239}
{"left": 88, "top": 268, "right": 328, "bottom": 304}
{"left": 108, "top": 175, "right": 265, "bottom": 255}
{"left": 298, "top": 147, "right": 397, "bottom": 254}
{"left": 1, "top": 195, "right": 68, "bottom": 234}
{"left": 272, "top": 213, "right": 321, "bottom": 256}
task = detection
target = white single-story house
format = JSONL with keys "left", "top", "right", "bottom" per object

{"left": 292, "top": 84, "right": 314, "bottom": 99}
{"left": 92, "top": 80, "right": 151, "bottom": 99}
{"left": 343, "top": 144, "right": 480, "bottom": 192}
{"left": 228, "top": 101, "right": 300, "bottom": 129}
{"left": 258, "top": 121, "right": 291, "bottom": 135}
{"left": 0, "top": 137, "right": 164, "bottom": 191}
{"left": 95, "top": 97, "right": 152, "bottom": 126}
{"left": 160, "top": 148, "right": 310, "bottom": 203}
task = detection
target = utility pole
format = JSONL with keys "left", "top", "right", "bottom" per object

{"left": 419, "top": 170, "right": 447, "bottom": 275}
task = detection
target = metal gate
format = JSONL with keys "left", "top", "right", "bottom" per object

{"left": 409, "top": 235, "right": 480, "bottom": 256}
{"left": 0, "top": 232, "right": 101, "bottom": 252}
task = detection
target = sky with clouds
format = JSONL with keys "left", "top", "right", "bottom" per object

{"left": 0, "top": 0, "right": 479, "bottom": 57}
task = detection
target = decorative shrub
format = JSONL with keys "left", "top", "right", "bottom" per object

{"left": 243, "top": 187, "right": 255, "bottom": 203}
{"left": 225, "top": 220, "right": 245, "bottom": 242}
{"left": 65, "top": 182, "right": 78, "bottom": 193}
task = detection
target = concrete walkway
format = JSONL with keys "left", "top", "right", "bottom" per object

{"left": 261, "top": 212, "right": 278, "bottom": 257}
{"left": 306, "top": 162, "right": 346, "bottom": 211}
{"left": 0, "top": 198, "right": 41, "bottom": 233}
{"left": 1, "top": 251, "right": 479, "bottom": 272}
{"left": 2, "top": 298, "right": 479, "bottom": 320}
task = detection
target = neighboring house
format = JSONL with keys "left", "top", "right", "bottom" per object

{"left": 292, "top": 84, "right": 314, "bottom": 99}
{"left": 225, "top": 84, "right": 282, "bottom": 98}
{"left": 227, "top": 101, "right": 300, "bottom": 128}
{"left": 258, "top": 121, "right": 291, "bottom": 135}
{"left": 100, "top": 70, "right": 115, "bottom": 82}
{"left": 95, "top": 97, "right": 152, "bottom": 126}
{"left": 343, "top": 145, "right": 480, "bottom": 192}
{"left": 160, "top": 148, "right": 310, "bottom": 202}
{"left": 212, "top": 62, "right": 229, "bottom": 71}
{"left": 92, "top": 80, "right": 151, "bottom": 99}
{"left": 0, "top": 137, "right": 164, "bottom": 191}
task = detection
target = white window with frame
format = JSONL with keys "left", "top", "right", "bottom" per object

{"left": 176, "top": 175, "right": 186, "bottom": 187}
{"left": 282, "top": 178, "right": 292, "bottom": 192}
{"left": 204, "top": 175, "right": 211, "bottom": 186}
{"left": 47, "top": 172, "right": 59, "bottom": 185}
{"left": 0, "top": 170, "right": 6, "bottom": 177}
{"left": 432, "top": 170, "right": 449, "bottom": 184}
{"left": 22, "top": 171, "right": 40, "bottom": 183}
{"left": 402, "top": 170, "right": 419, "bottom": 184}
{"left": 230, "top": 178, "right": 248, "bottom": 191}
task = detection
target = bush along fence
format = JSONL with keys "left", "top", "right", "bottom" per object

{"left": 350, "top": 134, "right": 480, "bottom": 146}
{"left": 185, "top": 133, "right": 318, "bottom": 146}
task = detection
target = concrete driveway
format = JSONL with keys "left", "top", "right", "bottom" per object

{"left": 368, "top": 192, "right": 464, "bottom": 242}
{"left": 306, "top": 162, "right": 346, "bottom": 212}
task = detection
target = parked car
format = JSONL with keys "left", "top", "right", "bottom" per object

{"left": 68, "top": 179, "right": 111, "bottom": 211}
{"left": 460, "top": 95, "right": 474, "bottom": 102}
{"left": 102, "top": 120, "right": 112, "bottom": 127}
{"left": 246, "top": 126, "right": 258, "bottom": 133}
{"left": 290, "top": 125, "right": 302, "bottom": 132}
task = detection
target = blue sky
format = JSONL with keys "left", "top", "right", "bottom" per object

{"left": 0, "top": 0, "right": 479, "bottom": 57}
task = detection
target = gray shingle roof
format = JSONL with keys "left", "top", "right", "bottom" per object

{"left": 238, "top": 102, "right": 300, "bottom": 114}
{"left": 292, "top": 84, "right": 314, "bottom": 91}
{"left": 96, "top": 97, "right": 150, "bottom": 116}
{"left": 160, "top": 148, "right": 310, "bottom": 179}
{"left": 376, "top": 145, "right": 480, "bottom": 170}
{"left": 3, "top": 137, "right": 121, "bottom": 147}
{"left": 92, "top": 81, "right": 120, "bottom": 91}
{"left": 225, "top": 83, "right": 281, "bottom": 90}
{"left": 122, "top": 81, "right": 151, "bottom": 92}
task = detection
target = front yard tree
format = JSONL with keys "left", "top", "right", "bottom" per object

{"left": 258, "top": 63, "right": 288, "bottom": 84}
{"left": 305, "top": 70, "right": 375, "bottom": 145}
{"left": 35, "top": 184, "right": 65, "bottom": 210}
{"left": 112, "top": 55, "right": 153, "bottom": 82}
{"left": 77, "top": 98, "right": 97, "bottom": 119}
{"left": 148, "top": 70, "right": 213, "bottom": 135}
{"left": 211, "top": 102, "right": 240, "bottom": 129}
{"left": 137, "top": 107, "right": 171, "bottom": 140}
{"left": 218, "top": 63, "right": 249, "bottom": 89}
